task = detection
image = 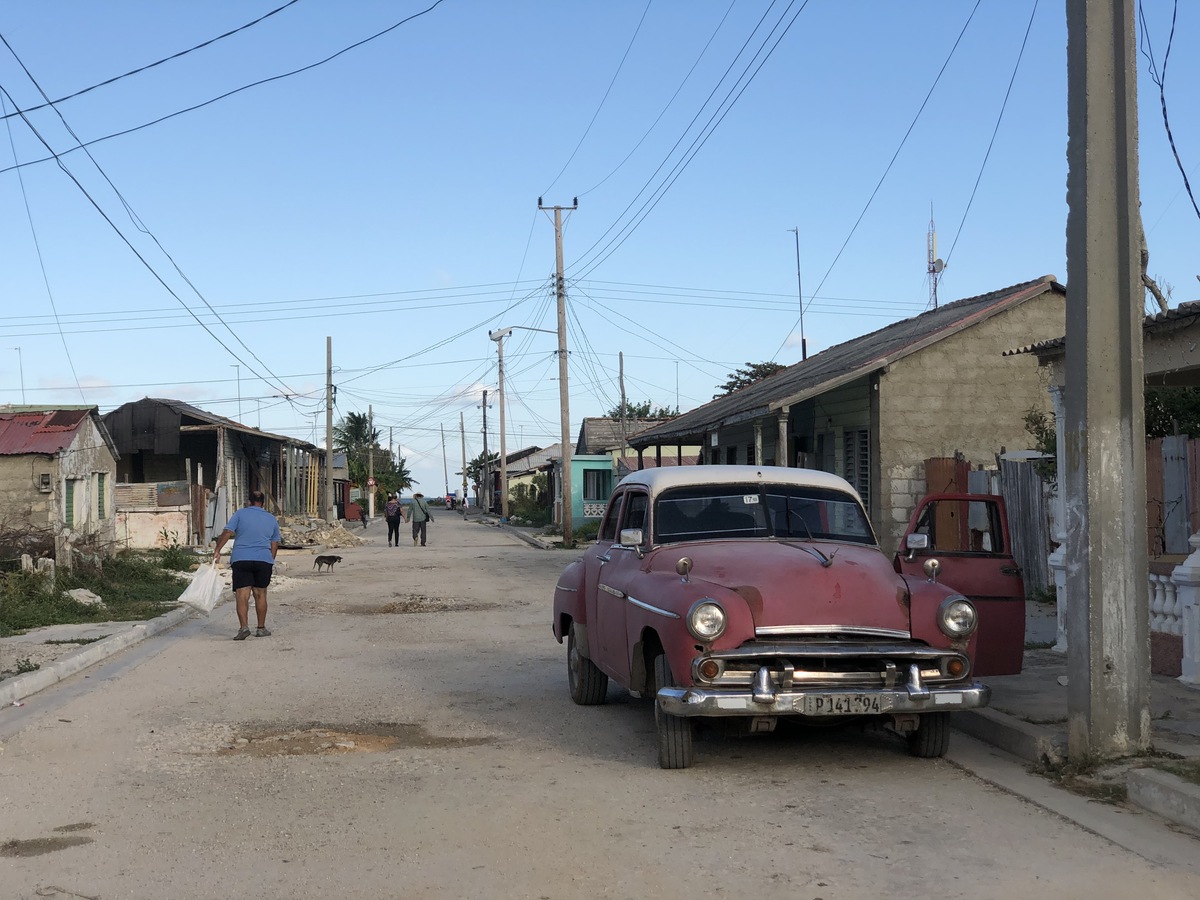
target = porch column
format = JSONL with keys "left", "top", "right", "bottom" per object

{"left": 1174, "top": 534, "right": 1200, "bottom": 685}
{"left": 776, "top": 406, "right": 790, "bottom": 467}
{"left": 754, "top": 421, "right": 763, "bottom": 467}
{"left": 1046, "top": 384, "right": 1068, "bottom": 653}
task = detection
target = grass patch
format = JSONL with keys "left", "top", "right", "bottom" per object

{"left": 1024, "top": 640, "right": 1055, "bottom": 650}
{"left": 1153, "top": 759, "right": 1200, "bottom": 787}
{"left": 44, "top": 636, "right": 107, "bottom": 646}
{"left": 0, "top": 552, "right": 189, "bottom": 636}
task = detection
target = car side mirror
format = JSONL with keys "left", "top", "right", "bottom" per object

{"left": 619, "top": 528, "right": 643, "bottom": 547}
{"left": 904, "top": 532, "right": 929, "bottom": 561}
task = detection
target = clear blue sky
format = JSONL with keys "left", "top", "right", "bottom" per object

{"left": 0, "top": 1, "right": 1195, "bottom": 495}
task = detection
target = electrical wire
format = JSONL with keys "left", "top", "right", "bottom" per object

{"left": 941, "top": 0, "right": 1039, "bottom": 271}
{"left": 542, "top": 0, "right": 652, "bottom": 197}
{"left": 768, "top": 0, "right": 983, "bottom": 359}
{"left": 0, "top": 92, "right": 85, "bottom": 401}
{"left": 0, "top": 1, "right": 303, "bottom": 122}
{"left": 0, "top": 0, "right": 450, "bottom": 178}
{"left": 0, "top": 33, "right": 300, "bottom": 401}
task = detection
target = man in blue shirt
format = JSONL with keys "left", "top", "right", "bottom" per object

{"left": 212, "top": 490, "right": 281, "bottom": 640}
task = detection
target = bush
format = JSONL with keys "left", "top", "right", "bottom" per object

{"left": 573, "top": 520, "right": 601, "bottom": 542}
{"left": 0, "top": 551, "right": 188, "bottom": 636}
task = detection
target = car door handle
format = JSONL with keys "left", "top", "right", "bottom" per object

{"left": 598, "top": 554, "right": 611, "bottom": 563}
{"left": 1000, "top": 565, "right": 1021, "bottom": 576}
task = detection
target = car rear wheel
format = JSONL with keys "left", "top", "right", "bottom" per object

{"left": 653, "top": 653, "right": 694, "bottom": 769}
{"left": 567, "top": 623, "right": 608, "bottom": 705}
{"left": 907, "top": 711, "right": 950, "bottom": 758}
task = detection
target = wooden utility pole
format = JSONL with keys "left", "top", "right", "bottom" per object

{"left": 539, "top": 197, "right": 577, "bottom": 546}
{"left": 1063, "top": 0, "right": 1149, "bottom": 757}
{"left": 324, "top": 336, "right": 334, "bottom": 522}
{"left": 495, "top": 332, "right": 509, "bottom": 520}
{"left": 440, "top": 423, "right": 450, "bottom": 500}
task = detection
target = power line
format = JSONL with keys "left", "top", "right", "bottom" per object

{"left": 0, "top": 0, "right": 450, "bottom": 178}
{"left": 0, "top": 1, "right": 303, "bottom": 122}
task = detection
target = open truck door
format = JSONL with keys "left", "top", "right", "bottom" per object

{"left": 895, "top": 493, "right": 1026, "bottom": 676}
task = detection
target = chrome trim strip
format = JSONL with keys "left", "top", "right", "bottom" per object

{"left": 657, "top": 683, "right": 990, "bottom": 718}
{"left": 598, "top": 583, "right": 624, "bottom": 598}
{"left": 556, "top": 586, "right": 577, "bottom": 593}
{"left": 755, "top": 625, "right": 912, "bottom": 639}
{"left": 627, "top": 596, "right": 681, "bottom": 619}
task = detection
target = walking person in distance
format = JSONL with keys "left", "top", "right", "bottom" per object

{"left": 385, "top": 492, "right": 406, "bottom": 547}
{"left": 212, "top": 489, "right": 281, "bottom": 640}
{"left": 410, "top": 492, "right": 434, "bottom": 547}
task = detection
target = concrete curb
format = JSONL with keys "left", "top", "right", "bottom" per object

{"left": 1126, "top": 768, "right": 1200, "bottom": 834}
{"left": 0, "top": 604, "right": 199, "bottom": 707}
{"left": 953, "top": 707, "right": 1066, "bottom": 766}
{"left": 500, "top": 525, "right": 554, "bottom": 551}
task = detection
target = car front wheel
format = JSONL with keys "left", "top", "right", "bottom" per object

{"left": 567, "top": 623, "right": 608, "bottom": 705}
{"left": 907, "top": 711, "right": 950, "bottom": 758}
{"left": 653, "top": 654, "right": 694, "bottom": 769}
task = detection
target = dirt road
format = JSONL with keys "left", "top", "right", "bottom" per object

{"left": 1, "top": 515, "right": 1197, "bottom": 899}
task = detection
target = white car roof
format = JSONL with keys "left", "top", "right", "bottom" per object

{"left": 616, "top": 465, "right": 861, "bottom": 499}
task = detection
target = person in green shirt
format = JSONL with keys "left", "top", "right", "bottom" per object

{"left": 410, "top": 492, "right": 434, "bottom": 546}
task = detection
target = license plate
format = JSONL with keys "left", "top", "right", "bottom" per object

{"left": 799, "top": 693, "right": 892, "bottom": 716}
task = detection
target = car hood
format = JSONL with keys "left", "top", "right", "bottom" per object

{"left": 658, "top": 540, "right": 911, "bottom": 633}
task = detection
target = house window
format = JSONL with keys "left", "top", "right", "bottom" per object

{"left": 65, "top": 478, "right": 84, "bottom": 527}
{"left": 94, "top": 472, "right": 107, "bottom": 519}
{"left": 583, "top": 468, "right": 611, "bottom": 501}
{"left": 746, "top": 444, "right": 755, "bottom": 465}
{"left": 843, "top": 428, "right": 870, "bottom": 511}
{"left": 725, "top": 446, "right": 737, "bottom": 465}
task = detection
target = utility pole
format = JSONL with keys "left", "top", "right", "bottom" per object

{"left": 619, "top": 351, "right": 628, "bottom": 455}
{"left": 481, "top": 389, "right": 490, "bottom": 513}
{"left": 494, "top": 331, "right": 509, "bottom": 520}
{"left": 324, "top": 337, "right": 334, "bottom": 522}
{"left": 441, "top": 423, "right": 450, "bottom": 501}
{"left": 367, "top": 405, "right": 375, "bottom": 520}
{"left": 788, "top": 227, "right": 807, "bottom": 360}
{"left": 1063, "top": 0, "right": 1149, "bottom": 758}
{"left": 460, "top": 411, "right": 468, "bottom": 517}
{"left": 539, "top": 196, "right": 577, "bottom": 546}
{"left": 230, "top": 364, "right": 242, "bottom": 420}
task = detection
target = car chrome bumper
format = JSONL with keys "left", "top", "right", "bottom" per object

{"left": 656, "top": 682, "right": 991, "bottom": 717}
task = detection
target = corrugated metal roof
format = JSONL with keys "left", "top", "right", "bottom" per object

{"left": 575, "top": 418, "right": 671, "bottom": 454}
{"left": 1005, "top": 299, "right": 1200, "bottom": 358}
{"left": 630, "top": 276, "right": 1065, "bottom": 447}
{"left": 0, "top": 407, "right": 92, "bottom": 455}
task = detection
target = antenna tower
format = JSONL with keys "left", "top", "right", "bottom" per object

{"left": 927, "top": 205, "right": 944, "bottom": 308}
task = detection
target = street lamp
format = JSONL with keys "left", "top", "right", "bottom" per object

{"left": 489, "top": 325, "right": 556, "bottom": 522}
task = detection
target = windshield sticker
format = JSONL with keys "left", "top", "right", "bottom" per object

{"left": 742, "top": 495, "right": 759, "bottom": 504}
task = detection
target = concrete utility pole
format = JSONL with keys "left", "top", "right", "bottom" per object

{"left": 367, "top": 405, "right": 375, "bottom": 520}
{"left": 480, "top": 389, "right": 490, "bottom": 513}
{"left": 539, "top": 196, "right": 578, "bottom": 547}
{"left": 459, "top": 411, "right": 468, "bottom": 517}
{"left": 619, "top": 351, "right": 628, "bottom": 455}
{"left": 491, "top": 330, "right": 509, "bottom": 520}
{"left": 1063, "top": 0, "right": 1150, "bottom": 758}
{"left": 324, "top": 337, "right": 334, "bottom": 522}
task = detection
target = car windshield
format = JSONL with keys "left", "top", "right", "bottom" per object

{"left": 654, "top": 483, "right": 875, "bottom": 545}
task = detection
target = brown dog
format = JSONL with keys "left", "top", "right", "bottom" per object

{"left": 313, "top": 555, "right": 342, "bottom": 573}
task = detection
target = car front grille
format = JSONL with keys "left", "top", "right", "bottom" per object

{"left": 693, "top": 640, "right": 970, "bottom": 690}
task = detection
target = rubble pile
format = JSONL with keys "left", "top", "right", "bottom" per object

{"left": 277, "top": 516, "right": 367, "bottom": 549}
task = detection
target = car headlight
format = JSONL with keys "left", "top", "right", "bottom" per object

{"left": 687, "top": 600, "right": 727, "bottom": 641}
{"left": 938, "top": 595, "right": 978, "bottom": 638}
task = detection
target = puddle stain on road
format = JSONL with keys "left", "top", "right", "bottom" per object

{"left": 218, "top": 721, "right": 494, "bottom": 757}
{"left": 1, "top": 823, "right": 97, "bottom": 857}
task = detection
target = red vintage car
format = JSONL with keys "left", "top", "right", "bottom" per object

{"left": 552, "top": 465, "right": 991, "bottom": 768}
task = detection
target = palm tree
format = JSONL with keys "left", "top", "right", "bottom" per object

{"left": 333, "top": 412, "right": 380, "bottom": 486}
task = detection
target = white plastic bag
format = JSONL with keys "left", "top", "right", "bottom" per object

{"left": 177, "top": 563, "right": 225, "bottom": 615}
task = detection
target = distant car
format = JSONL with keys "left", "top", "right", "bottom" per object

{"left": 551, "top": 465, "right": 990, "bottom": 768}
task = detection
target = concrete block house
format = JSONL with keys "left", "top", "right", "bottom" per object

{"left": 0, "top": 405, "right": 120, "bottom": 565}
{"left": 628, "top": 276, "right": 1069, "bottom": 554}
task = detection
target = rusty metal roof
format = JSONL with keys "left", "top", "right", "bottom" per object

{"left": 0, "top": 407, "right": 92, "bottom": 456}
{"left": 630, "top": 276, "right": 1066, "bottom": 447}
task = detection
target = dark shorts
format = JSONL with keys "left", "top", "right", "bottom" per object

{"left": 231, "top": 560, "right": 273, "bottom": 590}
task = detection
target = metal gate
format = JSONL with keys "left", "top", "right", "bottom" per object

{"left": 998, "top": 458, "right": 1050, "bottom": 596}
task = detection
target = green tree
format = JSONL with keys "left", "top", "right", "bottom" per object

{"left": 333, "top": 412, "right": 415, "bottom": 504}
{"left": 1146, "top": 387, "right": 1200, "bottom": 438}
{"left": 605, "top": 400, "right": 678, "bottom": 419}
{"left": 465, "top": 451, "right": 499, "bottom": 500}
{"left": 714, "top": 361, "right": 787, "bottom": 398}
